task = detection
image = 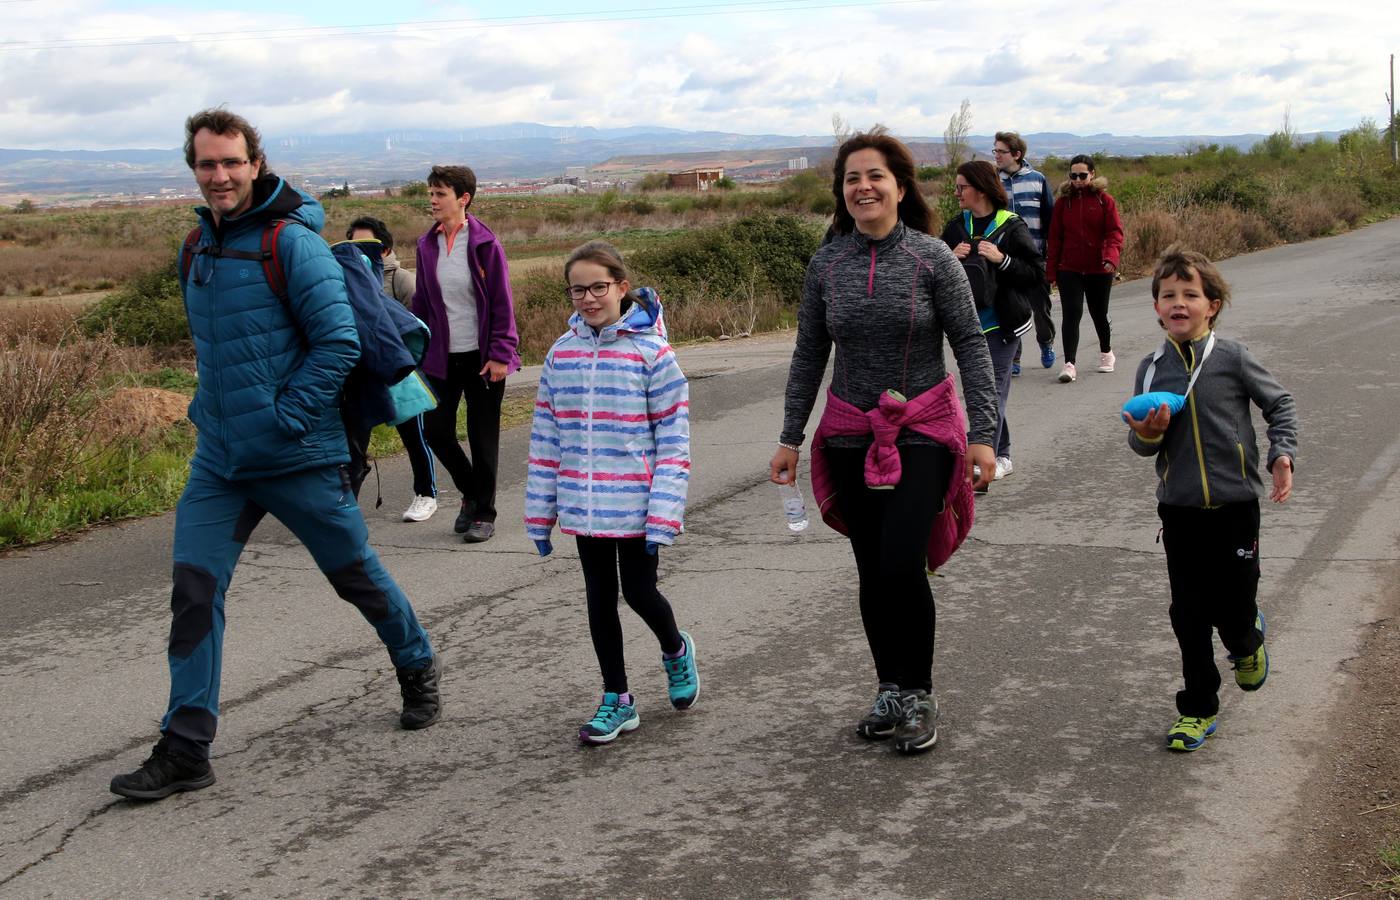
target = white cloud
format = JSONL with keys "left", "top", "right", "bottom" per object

{"left": 0, "top": 0, "right": 1392, "bottom": 149}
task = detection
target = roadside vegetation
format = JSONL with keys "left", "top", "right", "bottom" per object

{"left": 1, "top": 120, "right": 1396, "bottom": 548}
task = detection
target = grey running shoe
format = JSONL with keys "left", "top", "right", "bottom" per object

{"left": 893, "top": 689, "right": 939, "bottom": 754}
{"left": 462, "top": 520, "right": 495, "bottom": 543}
{"left": 856, "top": 683, "right": 904, "bottom": 740}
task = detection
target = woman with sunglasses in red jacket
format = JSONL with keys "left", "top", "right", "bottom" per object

{"left": 1046, "top": 155, "right": 1124, "bottom": 384}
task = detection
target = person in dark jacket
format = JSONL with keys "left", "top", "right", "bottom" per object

{"left": 771, "top": 128, "right": 998, "bottom": 755}
{"left": 110, "top": 109, "right": 442, "bottom": 803}
{"left": 412, "top": 165, "right": 521, "bottom": 543}
{"left": 1046, "top": 154, "right": 1125, "bottom": 383}
{"left": 347, "top": 216, "right": 438, "bottom": 523}
{"left": 941, "top": 160, "right": 1044, "bottom": 483}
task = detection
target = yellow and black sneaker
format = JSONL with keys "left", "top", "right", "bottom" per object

{"left": 1230, "top": 612, "right": 1269, "bottom": 692}
{"left": 1166, "top": 715, "right": 1217, "bottom": 752}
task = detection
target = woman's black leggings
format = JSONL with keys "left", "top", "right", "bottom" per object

{"left": 576, "top": 536, "right": 684, "bottom": 694}
{"left": 1058, "top": 270, "right": 1114, "bottom": 364}
{"left": 826, "top": 444, "right": 953, "bottom": 693}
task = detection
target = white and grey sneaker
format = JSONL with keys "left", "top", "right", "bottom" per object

{"left": 893, "top": 689, "right": 939, "bottom": 755}
{"left": 402, "top": 495, "right": 438, "bottom": 522}
{"left": 994, "top": 457, "right": 1013, "bottom": 480}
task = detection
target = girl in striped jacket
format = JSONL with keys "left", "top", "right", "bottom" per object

{"left": 525, "top": 241, "right": 698, "bottom": 744}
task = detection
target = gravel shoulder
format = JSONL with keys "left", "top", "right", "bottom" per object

{"left": 1265, "top": 584, "right": 1400, "bottom": 899}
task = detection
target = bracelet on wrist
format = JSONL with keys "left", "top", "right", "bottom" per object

{"left": 777, "top": 441, "right": 801, "bottom": 452}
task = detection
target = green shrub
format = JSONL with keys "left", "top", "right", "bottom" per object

{"left": 772, "top": 171, "right": 830, "bottom": 212}
{"left": 545, "top": 204, "right": 576, "bottom": 224}
{"left": 1199, "top": 168, "right": 1270, "bottom": 213}
{"left": 624, "top": 197, "right": 657, "bottom": 215}
{"left": 630, "top": 212, "right": 821, "bottom": 307}
{"left": 594, "top": 191, "right": 619, "bottom": 215}
{"left": 637, "top": 173, "right": 670, "bottom": 192}
{"left": 79, "top": 261, "right": 187, "bottom": 346}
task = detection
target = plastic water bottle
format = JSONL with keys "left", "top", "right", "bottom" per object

{"left": 777, "top": 473, "right": 809, "bottom": 532}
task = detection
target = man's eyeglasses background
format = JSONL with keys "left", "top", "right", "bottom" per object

{"left": 195, "top": 158, "right": 251, "bottom": 174}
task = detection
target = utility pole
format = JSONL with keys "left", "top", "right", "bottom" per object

{"left": 1390, "top": 54, "right": 1397, "bottom": 165}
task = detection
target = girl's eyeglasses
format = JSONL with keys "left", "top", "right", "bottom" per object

{"left": 1069, "top": 172, "right": 1091, "bottom": 181}
{"left": 565, "top": 281, "right": 619, "bottom": 300}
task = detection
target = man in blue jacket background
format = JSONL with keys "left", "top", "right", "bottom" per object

{"left": 110, "top": 109, "right": 442, "bottom": 801}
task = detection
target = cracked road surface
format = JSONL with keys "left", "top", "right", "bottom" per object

{"left": 3, "top": 220, "right": 1400, "bottom": 898}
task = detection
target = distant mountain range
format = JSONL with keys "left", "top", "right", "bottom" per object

{"left": 0, "top": 123, "right": 1343, "bottom": 200}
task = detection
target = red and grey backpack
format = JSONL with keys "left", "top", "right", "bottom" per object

{"left": 179, "top": 219, "right": 291, "bottom": 299}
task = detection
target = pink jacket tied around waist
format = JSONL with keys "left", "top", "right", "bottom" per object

{"left": 810, "top": 375, "right": 974, "bottom": 572}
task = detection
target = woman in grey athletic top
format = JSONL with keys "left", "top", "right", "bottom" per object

{"left": 769, "top": 128, "right": 997, "bottom": 755}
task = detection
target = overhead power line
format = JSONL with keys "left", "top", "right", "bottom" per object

{"left": 1, "top": 0, "right": 936, "bottom": 52}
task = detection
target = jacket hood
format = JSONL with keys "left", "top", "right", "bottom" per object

{"left": 199, "top": 174, "right": 323, "bottom": 234}
{"left": 382, "top": 250, "right": 403, "bottom": 275}
{"left": 1057, "top": 175, "right": 1109, "bottom": 198}
{"left": 569, "top": 286, "right": 663, "bottom": 341}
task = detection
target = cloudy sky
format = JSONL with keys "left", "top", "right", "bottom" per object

{"left": 1, "top": 0, "right": 1394, "bottom": 149}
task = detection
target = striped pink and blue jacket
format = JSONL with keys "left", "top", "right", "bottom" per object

{"left": 525, "top": 287, "right": 690, "bottom": 545}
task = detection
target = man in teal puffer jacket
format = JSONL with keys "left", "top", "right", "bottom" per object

{"left": 111, "top": 109, "right": 442, "bottom": 802}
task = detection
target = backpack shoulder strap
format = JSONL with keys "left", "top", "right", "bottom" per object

{"left": 985, "top": 209, "right": 1017, "bottom": 243}
{"left": 260, "top": 219, "right": 291, "bottom": 301}
{"left": 179, "top": 226, "right": 202, "bottom": 285}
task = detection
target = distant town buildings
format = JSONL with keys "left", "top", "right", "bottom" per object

{"left": 787, "top": 157, "right": 808, "bottom": 171}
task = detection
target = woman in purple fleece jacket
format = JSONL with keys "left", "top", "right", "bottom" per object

{"left": 770, "top": 128, "right": 998, "bottom": 756}
{"left": 412, "top": 164, "right": 520, "bottom": 543}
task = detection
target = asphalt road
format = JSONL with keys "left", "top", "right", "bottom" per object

{"left": 3, "top": 219, "right": 1399, "bottom": 898}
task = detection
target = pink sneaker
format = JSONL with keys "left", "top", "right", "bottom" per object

{"left": 1098, "top": 352, "right": 1116, "bottom": 373}
{"left": 1058, "top": 362, "right": 1077, "bottom": 383}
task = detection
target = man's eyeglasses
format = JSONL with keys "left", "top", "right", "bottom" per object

{"left": 565, "top": 281, "right": 619, "bottom": 300}
{"left": 991, "top": 148, "right": 1011, "bottom": 156}
{"left": 1068, "top": 172, "right": 1091, "bottom": 181}
{"left": 195, "top": 158, "right": 251, "bottom": 174}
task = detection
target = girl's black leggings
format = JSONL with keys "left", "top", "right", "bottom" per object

{"left": 1058, "top": 270, "right": 1114, "bottom": 364}
{"left": 826, "top": 444, "right": 953, "bottom": 693}
{"left": 576, "top": 536, "right": 684, "bottom": 695}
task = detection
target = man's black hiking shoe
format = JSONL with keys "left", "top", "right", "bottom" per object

{"left": 856, "top": 683, "right": 904, "bottom": 739}
{"left": 397, "top": 654, "right": 442, "bottom": 729}
{"left": 453, "top": 500, "right": 475, "bottom": 534}
{"left": 893, "top": 689, "right": 939, "bottom": 755}
{"left": 110, "top": 738, "right": 215, "bottom": 800}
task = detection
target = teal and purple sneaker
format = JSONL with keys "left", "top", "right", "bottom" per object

{"left": 579, "top": 692, "right": 639, "bottom": 745}
{"left": 663, "top": 630, "right": 699, "bottom": 710}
